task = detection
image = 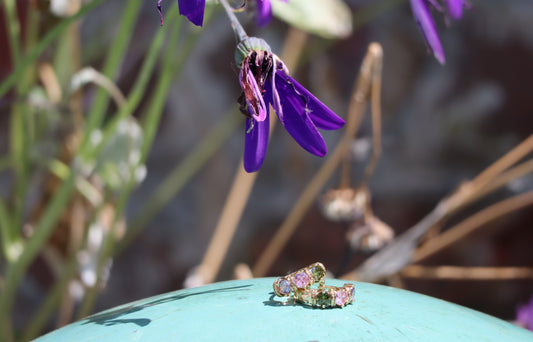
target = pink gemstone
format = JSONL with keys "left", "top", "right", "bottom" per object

{"left": 293, "top": 272, "right": 310, "bottom": 288}
{"left": 335, "top": 289, "right": 349, "bottom": 306}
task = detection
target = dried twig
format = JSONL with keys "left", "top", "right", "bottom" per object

{"left": 342, "top": 135, "right": 533, "bottom": 282}
{"left": 401, "top": 265, "right": 533, "bottom": 280}
{"left": 412, "top": 190, "right": 533, "bottom": 263}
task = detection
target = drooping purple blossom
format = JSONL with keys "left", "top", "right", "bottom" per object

{"left": 255, "top": 0, "right": 287, "bottom": 27}
{"left": 409, "top": 0, "right": 466, "bottom": 64}
{"left": 517, "top": 296, "right": 533, "bottom": 331}
{"left": 157, "top": 0, "right": 206, "bottom": 27}
{"left": 236, "top": 38, "right": 345, "bottom": 172}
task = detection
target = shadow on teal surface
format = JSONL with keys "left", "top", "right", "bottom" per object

{"left": 82, "top": 284, "right": 251, "bottom": 328}
{"left": 35, "top": 278, "right": 533, "bottom": 342}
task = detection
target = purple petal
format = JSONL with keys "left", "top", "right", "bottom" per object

{"left": 265, "top": 72, "right": 327, "bottom": 157}
{"left": 283, "top": 72, "right": 345, "bottom": 130}
{"left": 239, "top": 69, "right": 267, "bottom": 122}
{"left": 445, "top": 0, "right": 463, "bottom": 20}
{"left": 178, "top": 0, "right": 205, "bottom": 27}
{"left": 157, "top": 0, "right": 164, "bottom": 26}
{"left": 255, "top": 0, "right": 272, "bottom": 27}
{"left": 244, "top": 116, "right": 270, "bottom": 172}
{"left": 410, "top": 0, "right": 445, "bottom": 64}
{"left": 517, "top": 297, "right": 533, "bottom": 331}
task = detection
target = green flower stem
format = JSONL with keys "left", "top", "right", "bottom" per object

{"left": 84, "top": 1, "right": 181, "bottom": 162}
{"left": 0, "top": 199, "right": 14, "bottom": 260}
{"left": 139, "top": 19, "right": 184, "bottom": 161}
{"left": 53, "top": 25, "right": 79, "bottom": 89}
{"left": 2, "top": 0, "right": 21, "bottom": 67}
{"left": 219, "top": 0, "right": 248, "bottom": 42}
{"left": 0, "top": 0, "right": 106, "bottom": 98}
{"left": 81, "top": 0, "right": 143, "bottom": 150}
{"left": 20, "top": 5, "right": 40, "bottom": 91}
{"left": 0, "top": 3, "right": 109, "bottom": 333}
{"left": 76, "top": 4, "right": 183, "bottom": 319}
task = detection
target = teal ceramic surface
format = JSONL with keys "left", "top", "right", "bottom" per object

{"left": 35, "top": 278, "right": 533, "bottom": 341}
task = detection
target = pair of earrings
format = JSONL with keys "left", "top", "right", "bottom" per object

{"left": 272, "top": 262, "right": 355, "bottom": 308}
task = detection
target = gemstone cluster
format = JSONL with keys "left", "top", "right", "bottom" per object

{"left": 272, "top": 262, "right": 355, "bottom": 309}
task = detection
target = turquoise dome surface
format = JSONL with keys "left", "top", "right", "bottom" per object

{"left": 35, "top": 278, "right": 533, "bottom": 341}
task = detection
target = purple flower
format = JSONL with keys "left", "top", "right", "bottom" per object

{"left": 409, "top": 0, "right": 466, "bottom": 64}
{"left": 236, "top": 38, "right": 345, "bottom": 172}
{"left": 517, "top": 296, "right": 533, "bottom": 331}
{"left": 157, "top": 0, "right": 205, "bottom": 27}
{"left": 255, "top": 0, "right": 287, "bottom": 27}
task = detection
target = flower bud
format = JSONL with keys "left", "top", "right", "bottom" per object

{"left": 235, "top": 37, "right": 272, "bottom": 67}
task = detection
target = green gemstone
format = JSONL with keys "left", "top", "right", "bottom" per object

{"left": 316, "top": 290, "right": 332, "bottom": 308}
{"left": 311, "top": 265, "right": 325, "bottom": 281}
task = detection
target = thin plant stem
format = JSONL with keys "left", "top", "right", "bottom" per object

{"left": 0, "top": 199, "right": 15, "bottom": 261}
{"left": 139, "top": 26, "right": 185, "bottom": 161}
{"left": 340, "top": 47, "right": 384, "bottom": 190}
{"left": 412, "top": 190, "right": 533, "bottom": 263}
{"left": 81, "top": 0, "right": 143, "bottom": 147}
{"left": 198, "top": 28, "right": 309, "bottom": 284}
{"left": 21, "top": 4, "right": 40, "bottom": 91}
{"left": 82, "top": 5, "right": 181, "bottom": 163}
{"left": 359, "top": 55, "right": 383, "bottom": 188}
{"left": 400, "top": 265, "right": 533, "bottom": 280}
{"left": 465, "top": 135, "right": 533, "bottom": 201}
{"left": 0, "top": 0, "right": 178, "bottom": 332}
{"left": 0, "top": 174, "right": 76, "bottom": 341}
{"left": 77, "top": 13, "right": 184, "bottom": 319}
{"left": 253, "top": 43, "right": 383, "bottom": 277}
{"left": 9, "top": 104, "right": 27, "bottom": 236}
{"left": 2, "top": 0, "right": 21, "bottom": 67}
{"left": 0, "top": 0, "right": 107, "bottom": 98}
{"left": 70, "top": 67, "right": 127, "bottom": 108}
{"left": 219, "top": 0, "right": 248, "bottom": 42}
{"left": 474, "top": 159, "right": 533, "bottom": 200}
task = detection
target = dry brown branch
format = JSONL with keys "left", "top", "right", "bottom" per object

{"left": 401, "top": 265, "right": 533, "bottom": 280}
{"left": 412, "top": 189, "right": 533, "bottom": 263}
{"left": 342, "top": 135, "right": 533, "bottom": 282}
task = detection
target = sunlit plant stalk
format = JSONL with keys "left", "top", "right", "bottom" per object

{"left": 0, "top": 0, "right": 106, "bottom": 98}
{"left": 81, "top": 0, "right": 143, "bottom": 150}
{"left": 0, "top": 0, "right": 171, "bottom": 335}
{"left": 77, "top": 8, "right": 185, "bottom": 319}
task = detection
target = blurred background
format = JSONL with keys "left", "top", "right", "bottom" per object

{"left": 1, "top": 0, "right": 532, "bottom": 338}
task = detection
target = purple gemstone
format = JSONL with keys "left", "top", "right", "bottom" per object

{"left": 347, "top": 286, "right": 355, "bottom": 302}
{"left": 293, "top": 272, "right": 310, "bottom": 289}
{"left": 336, "top": 289, "right": 349, "bottom": 306}
{"left": 277, "top": 279, "right": 291, "bottom": 295}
